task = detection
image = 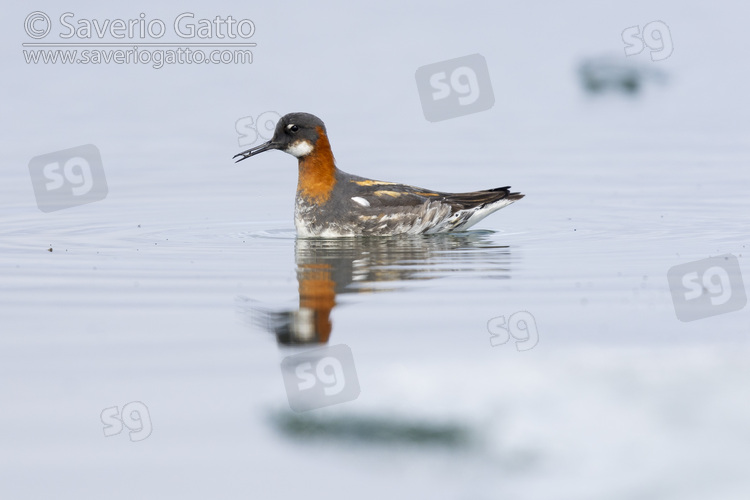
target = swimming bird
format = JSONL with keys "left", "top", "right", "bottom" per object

{"left": 233, "top": 112, "right": 523, "bottom": 237}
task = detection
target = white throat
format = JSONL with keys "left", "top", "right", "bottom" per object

{"left": 286, "top": 140, "right": 314, "bottom": 158}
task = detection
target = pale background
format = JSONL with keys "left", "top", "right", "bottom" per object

{"left": 2, "top": 1, "right": 749, "bottom": 499}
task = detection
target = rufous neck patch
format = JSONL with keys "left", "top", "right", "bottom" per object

{"left": 297, "top": 126, "right": 337, "bottom": 205}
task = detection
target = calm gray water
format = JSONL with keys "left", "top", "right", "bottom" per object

{"left": 2, "top": 1, "right": 749, "bottom": 499}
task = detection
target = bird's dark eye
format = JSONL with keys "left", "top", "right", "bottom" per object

{"left": 289, "top": 124, "right": 299, "bottom": 133}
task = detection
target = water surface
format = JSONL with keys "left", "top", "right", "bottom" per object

{"left": 2, "top": 1, "right": 750, "bottom": 499}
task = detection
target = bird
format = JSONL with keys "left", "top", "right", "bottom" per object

{"left": 233, "top": 112, "right": 523, "bottom": 237}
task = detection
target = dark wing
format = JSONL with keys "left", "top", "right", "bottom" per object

{"left": 333, "top": 174, "right": 524, "bottom": 235}
{"left": 344, "top": 176, "right": 523, "bottom": 212}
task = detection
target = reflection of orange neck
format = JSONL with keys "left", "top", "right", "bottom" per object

{"left": 298, "top": 263, "right": 336, "bottom": 343}
{"left": 297, "top": 127, "right": 337, "bottom": 205}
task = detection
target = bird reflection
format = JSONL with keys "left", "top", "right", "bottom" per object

{"left": 244, "top": 231, "right": 513, "bottom": 345}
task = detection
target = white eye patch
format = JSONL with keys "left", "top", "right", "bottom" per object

{"left": 285, "top": 140, "right": 314, "bottom": 157}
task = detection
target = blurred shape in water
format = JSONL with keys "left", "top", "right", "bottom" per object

{"left": 577, "top": 55, "right": 667, "bottom": 95}
{"left": 272, "top": 411, "right": 473, "bottom": 449}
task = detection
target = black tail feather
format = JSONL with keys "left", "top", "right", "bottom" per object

{"left": 443, "top": 186, "right": 524, "bottom": 210}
